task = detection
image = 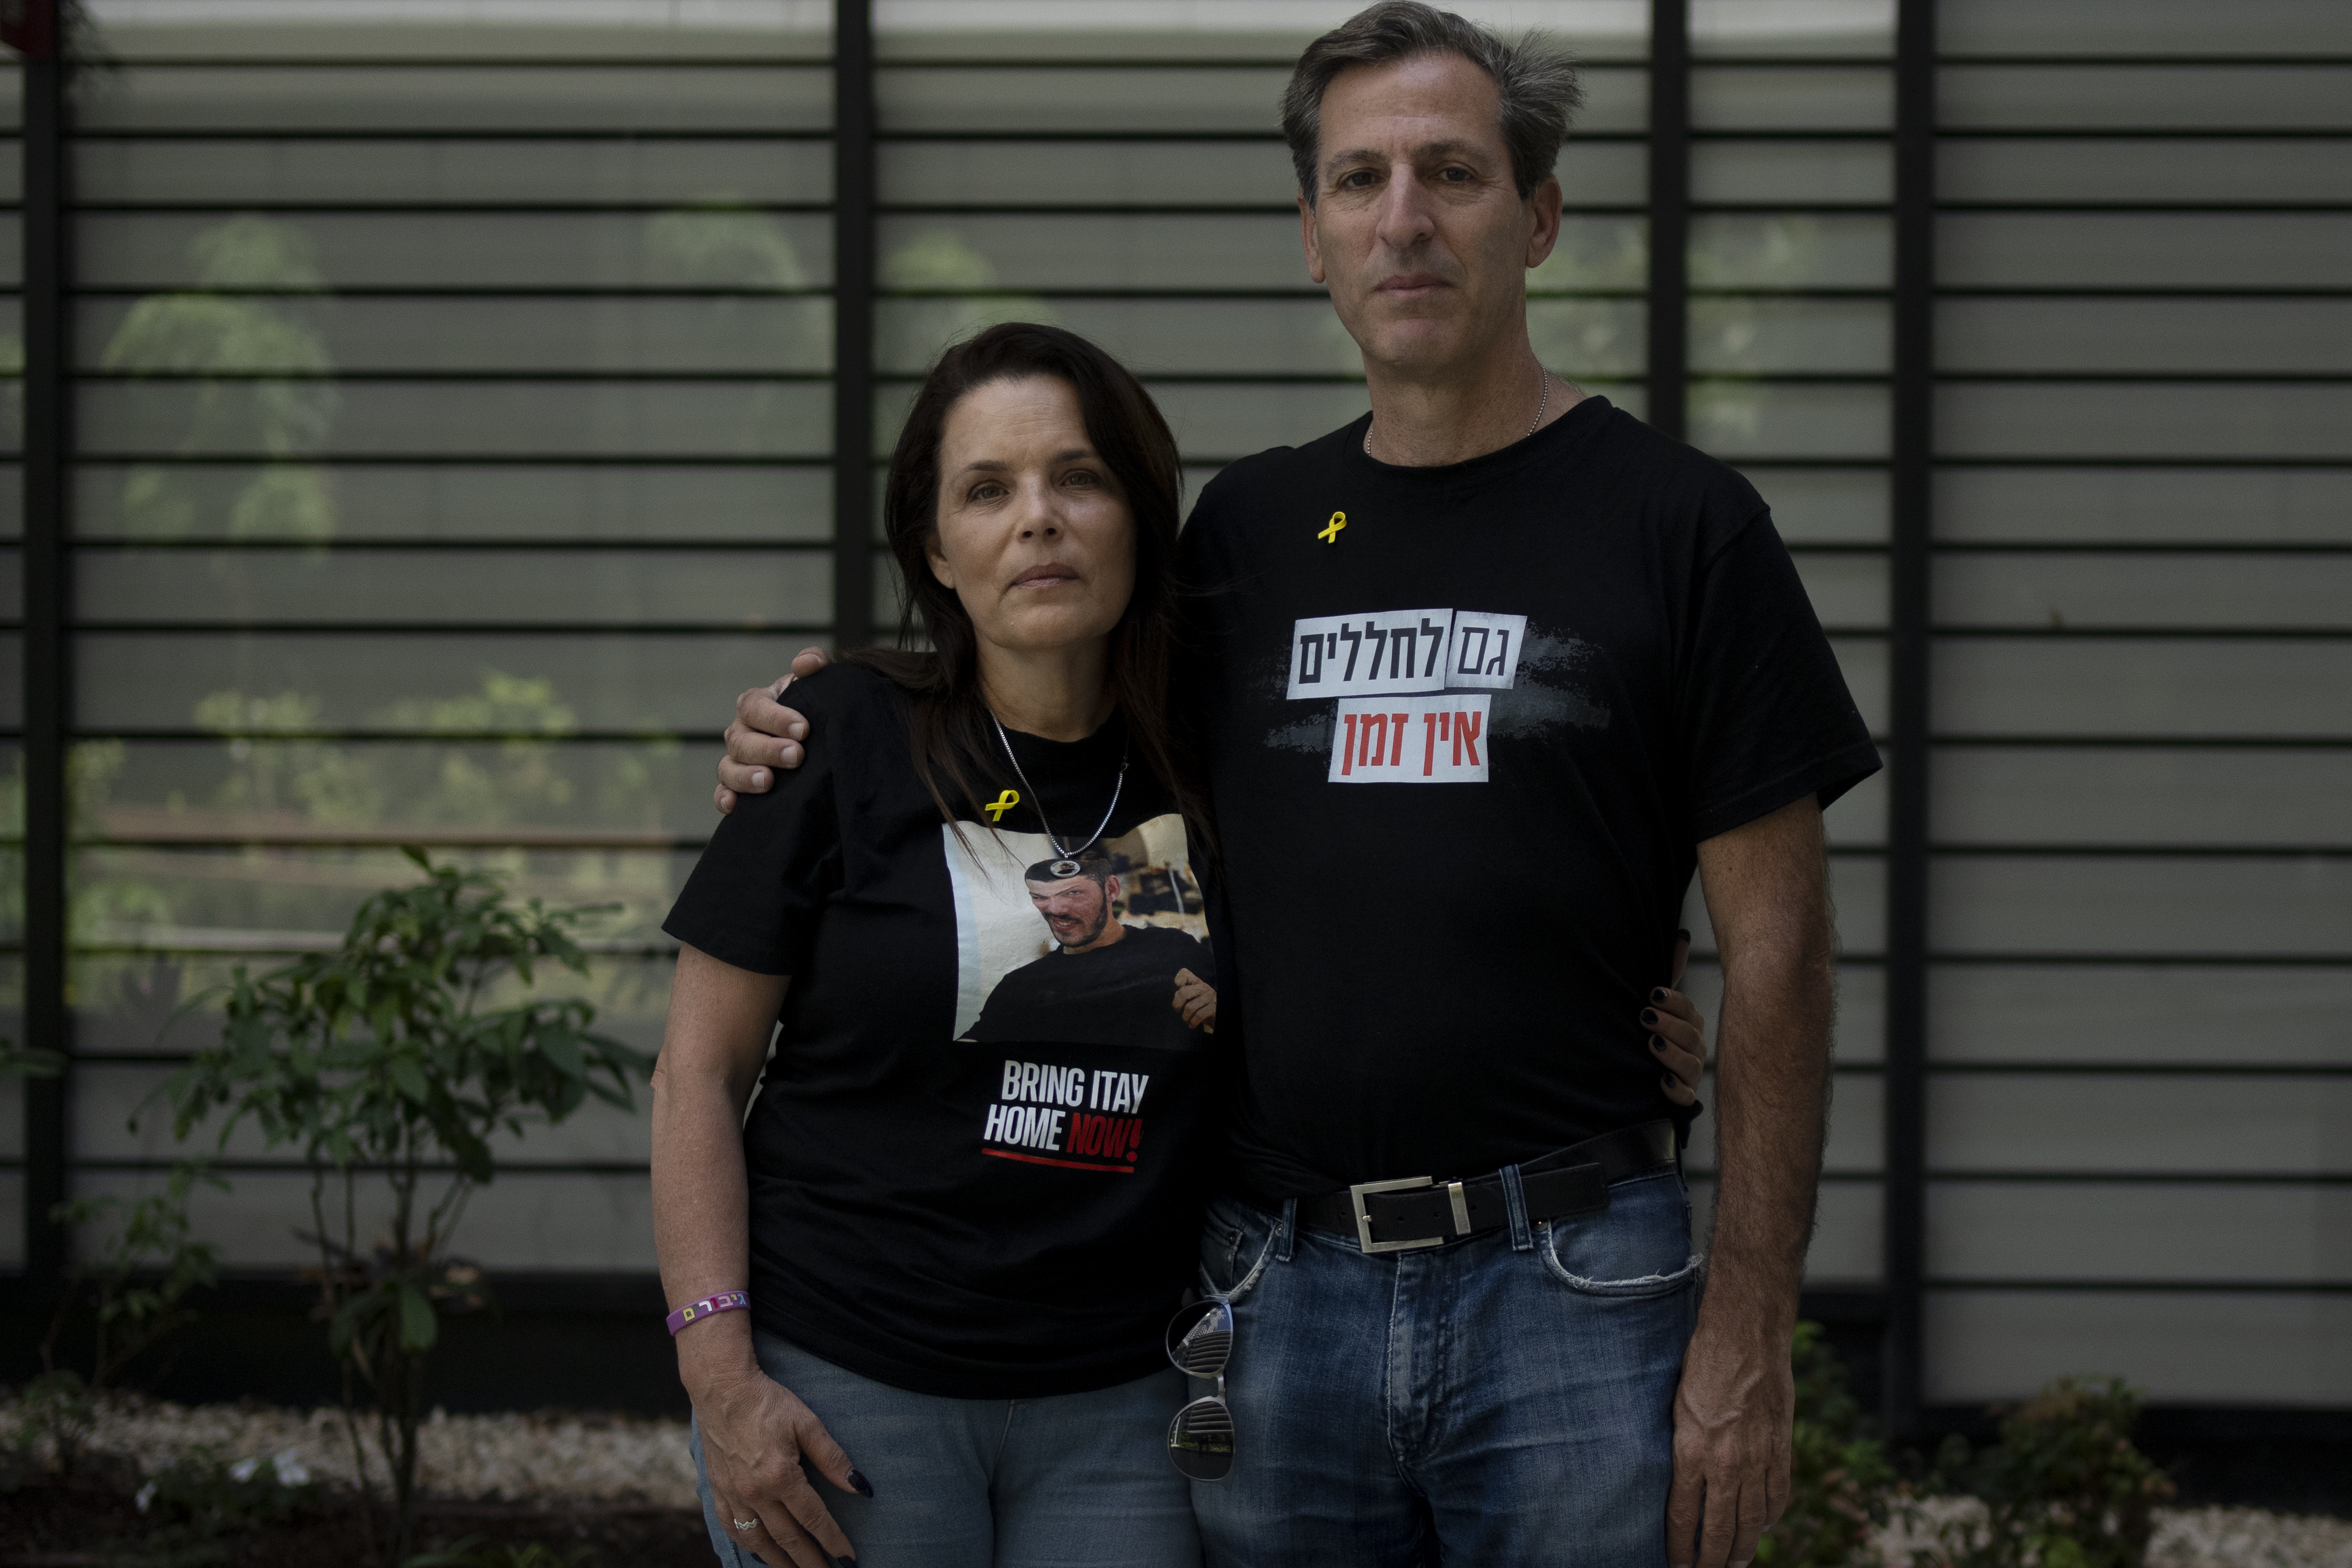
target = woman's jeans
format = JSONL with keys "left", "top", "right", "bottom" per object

{"left": 1187, "top": 1167, "right": 1701, "bottom": 1568}
{"left": 690, "top": 1329, "right": 1201, "bottom": 1568}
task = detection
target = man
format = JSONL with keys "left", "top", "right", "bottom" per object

{"left": 964, "top": 855, "right": 1219, "bottom": 1050}
{"left": 716, "top": 5, "right": 1876, "bottom": 1565}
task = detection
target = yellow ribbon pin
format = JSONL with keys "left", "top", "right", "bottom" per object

{"left": 1318, "top": 511, "right": 1347, "bottom": 544}
{"left": 985, "top": 788, "right": 1021, "bottom": 821}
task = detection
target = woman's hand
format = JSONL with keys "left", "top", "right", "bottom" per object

{"left": 1646, "top": 928, "right": 1710, "bottom": 1107}
{"left": 692, "top": 1354, "right": 866, "bottom": 1568}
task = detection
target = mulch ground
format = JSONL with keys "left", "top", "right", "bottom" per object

{"left": 0, "top": 1475, "right": 716, "bottom": 1568}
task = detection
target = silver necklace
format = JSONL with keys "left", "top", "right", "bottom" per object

{"left": 1364, "top": 365, "right": 1550, "bottom": 458}
{"left": 990, "top": 711, "right": 1129, "bottom": 867}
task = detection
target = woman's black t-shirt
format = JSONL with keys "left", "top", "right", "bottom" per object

{"left": 662, "top": 662, "right": 1223, "bottom": 1400}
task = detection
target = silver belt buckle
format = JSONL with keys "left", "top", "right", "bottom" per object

{"left": 1350, "top": 1176, "right": 1444, "bottom": 1254}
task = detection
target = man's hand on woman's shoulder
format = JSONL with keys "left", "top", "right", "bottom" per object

{"left": 715, "top": 646, "right": 829, "bottom": 814}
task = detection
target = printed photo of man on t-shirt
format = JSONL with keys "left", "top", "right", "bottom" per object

{"left": 965, "top": 851, "right": 1216, "bottom": 1052}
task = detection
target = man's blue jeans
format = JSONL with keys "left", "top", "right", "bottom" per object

{"left": 1187, "top": 1167, "right": 1700, "bottom": 1567}
{"left": 691, "top": 1330, "right": 1201, "bottom": 1567}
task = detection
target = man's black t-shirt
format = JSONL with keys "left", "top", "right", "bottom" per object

{"left": 971, "top": 924, "right": 1213, "bottom": 1054}
{"left": 1177, "top": 397, "right": 1880, "bottom": 1196}
{"left": 663, "top": 663, "right": 1222, "bottom": 1399}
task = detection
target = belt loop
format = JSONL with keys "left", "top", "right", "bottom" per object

{"left": 1500, "top": 1163, "right": 1534, "bottom": 1252}
{"left": 1275, "top": 1197, "right": 1298, "bottom": 1263}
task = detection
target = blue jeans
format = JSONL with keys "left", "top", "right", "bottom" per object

{"left": 690, "top": 1330, "right": 1201, "bottom": 1568}
{"left": 1187, "top": 1167, "right": 1700, "bottom": 1567}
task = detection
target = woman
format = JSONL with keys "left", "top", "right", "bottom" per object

{"left": 649, "top": 324, "right": 1710, "bottom": 1568}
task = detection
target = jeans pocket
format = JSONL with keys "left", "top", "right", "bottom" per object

{"left": 1538, "top": 1174, "right": 1702, "bottom": 1298}
{"left": 1198, "top": 1196, "right": 1277, "bottom": 1304}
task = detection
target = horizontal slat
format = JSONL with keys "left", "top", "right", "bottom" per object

{"left": 1936, "top": 553, "right": 2352, "bottom": 630}
{"left": 1938, "top": 383, "right": 2352, "bottom": 461}
{"left": 80, "top": 211, "right": 835, "bottom": 289}
{"left": 1690, "top": 381, "right": 1890, "bottom": 460}
{"left": 879, "top": 138, "right": 1646, "bottom": 209}
{"left": 875, "top": 63, "right": 1649, "bottom": 136}
{"left": 1924, "top": 1289, "right": 2352, "bottom": 1407}
{"left": 1928, "top": 1182, "right": 2352, "bottom": 1284}
{"left": 1691, "top": 1177, "right": 1884, "bottom": 1284}
{"left": 1692, "top": 141, "right": 1892, "bottom": 206}
{"left": 76, "top": 547, "right": 831, "bottom": 628}
{"left": 1686, "top": 853, "right": 1887, "bottom": 956}
{"left": 1692, "top": 0, "right": 1892, "bottom": 59}
{"left": 72, "top": 462, "right": 834, "bottom": 543}
{"left": 1928, "top": 964, "right": 2352, "bottom": 1066}
{"left": 70, "top": 844, "right": 694, "bottom": 949}
{"left": 1691, "top": 296, "right": 1890, "bottom": 373}
{"left": 74, "top": 1060, "right": 654, "bottom": 1165}
{"left": 1939, "top": 65, "right": 2352, "bottom": 132}
{"left": 70, "top": 1167, "right": 657, "bottom": 1273}
{"left": 1939, "top": 0, "right": 2352, "bottom": 56}
{"left": 1692, "top": 66, "right": 1892, "bottom": 132}
{"left": 75, "top": 137, "right": 833, "bottom": 205}
{"left": 1691, "top": 214, "right": 1890, "bottom": 287}
{"left": 74, "top": 65, "right": 833, "bottom": 133}
{"left": 1791, "top": 552, "right": 1890, "bottom": 629}
{"left": 1930, "top": 855, "right": 2352, "bottom": 956}
{"left": 1934, "top": 637, "right": 2352, "bottom": 737}
{"left": 1935, "top": 468, "right": 2352, "bottom": 544}
{"left": 1933, "top": 746, "right": 2352, "bottom": 845}
{"left": 1746, "top": 467, "right": 1889, "bottom": 543}
{"left": 75, "top": 632, "right": 816, "bottom": 733}
{"left": 1941, "top": 138, "right": 2352, "bottom": 205}
{"left": 1939, "top": 213, "right": 2352, "bottom": 289}
{"left": 1928, "top": 1073, "right": 2351, "bottom": 1174}
{"left": 78, "top": 381, "right": 832, "bottom": 459}
{"left": 81, "top": 296, "right": 836, "bottom": 374}
{"left": 1936, "top": 298, "right": 2352, "bottom": 374}
{"left": 73, "top": 951, "right": 674, "bottom": 1057}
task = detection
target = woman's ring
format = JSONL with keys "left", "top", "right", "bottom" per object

{"left": 733, "top": 1518, "right": 760, "bottom": 1532}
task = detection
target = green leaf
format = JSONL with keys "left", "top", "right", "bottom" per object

{"left": 398, "top": 1280, "right": 439, "bottom": 1351}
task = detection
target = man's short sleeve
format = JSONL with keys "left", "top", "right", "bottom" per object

{"left": 1680, "top": 509, "right": 1882, "bottom": 842}
{"left": 660, "top": 676, "right": 849, "bottom": 975}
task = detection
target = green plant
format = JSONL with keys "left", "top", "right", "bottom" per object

{"left": 43, "top": 1162, "right": 227, "bottom": 1394}
{"left": 111, "top": 1446, "right": 324, "bottom": 1567}
{"left": 1922, "top": 1377, "right": 2174, "bottom": 1568}
{"left": 10, "top": 1369, "right": 97, "bottom": 1478}
{"left": 158, "top": 851, "right": 654, "bottom": 1566}
{"left": 1755, "top": 1321, "right": 1905, "bottom": 1566}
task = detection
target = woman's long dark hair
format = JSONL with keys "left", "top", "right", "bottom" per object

{"left": 844, "top": 322, "right": 1209, "bottom": 854}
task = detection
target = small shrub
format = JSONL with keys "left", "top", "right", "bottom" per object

{"left": 1756, "top": 1321, "right": 1904, "bottom": 1567}
{"left": 9, "top": 1369, "right": 98, "bottom": 1477}
{"left": 1923, "top": 1376, "right": 2174, "bottom": 1568}
{"left": 107, "top": 1447, "right": 324, "bottom": 1567}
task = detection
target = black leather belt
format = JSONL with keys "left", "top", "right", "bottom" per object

{"left": 1283, "top": 1121, "right": 1678, "bottom": 1254}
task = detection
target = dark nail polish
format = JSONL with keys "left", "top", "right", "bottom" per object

{"left": 1651, "top": 1038, "right": 1666, "bottom": 1054}
{"left": 1641, "top": 1008, "right": 1659, "bottom": 1025}
{"left": 835, "top": 1556, "right": 858, "bottom": 1568}
{"left": 1678, "top": 928, "right": 1691, "bottom": 940}
{"left": 1651, "top": 987, "right": 1668, "bottom": 1004}
{"left": 848, "top": 1469, "right": 875, "bottom": 1499}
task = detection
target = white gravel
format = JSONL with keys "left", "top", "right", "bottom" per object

{"left": 10, "top": 1392, "right": 2350, "bottom": 1564}
{"left": 5, "top": 1391, "right": 701, "bottom": 1509}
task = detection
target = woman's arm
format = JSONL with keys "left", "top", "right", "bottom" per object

{"left": 652, "top": 944, "right": 864, "bottom": 1568}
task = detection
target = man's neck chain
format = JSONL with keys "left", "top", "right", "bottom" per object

{"left": 1364, "top": 363, "right": 1551, "bottom": 460}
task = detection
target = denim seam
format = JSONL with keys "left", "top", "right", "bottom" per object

{"left": 1500, "top": 1162, "right": 1534, "bottom": 1251}
{"left": 1200, "top": 1200, "right": 1285, "bottom": 1307}
{"left": 1275, "top": 1197, "right": 1297, "bottom": 1264}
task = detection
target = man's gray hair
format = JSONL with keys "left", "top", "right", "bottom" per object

{"left": 1281, "top": 1, "right": 1583, "bottom": 206}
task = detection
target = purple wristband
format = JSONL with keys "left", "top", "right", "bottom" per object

{"left": 666, "top": 1290, "right": 750, "bottom": 1336}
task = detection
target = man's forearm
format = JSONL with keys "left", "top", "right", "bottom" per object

{"left": 1699, "top": 940, "right": 1832, "bottom": 1340}
{"left": 1693, "top": 797, "right": 1836, "bottom": 1339}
